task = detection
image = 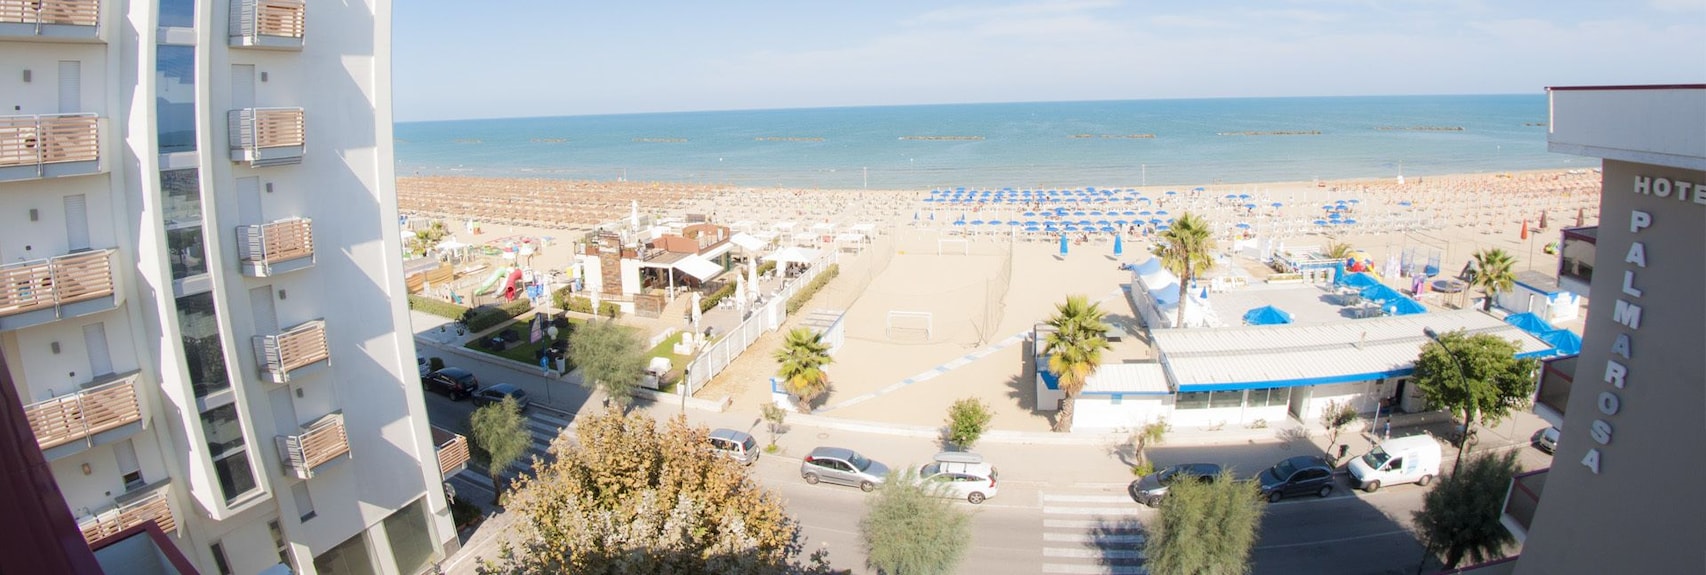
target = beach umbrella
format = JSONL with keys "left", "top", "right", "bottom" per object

{"left": 1398, "top": 201, "right": 1412, "bottom": 207}
{"left": 1329, "top": 212, "right": 1342, "bottom": 220}
{"left": 1113, "top": 219, "right": 1129, "bottom": 226}
{"left": 1540, "top": 328, "right": 1582, "bottom": 356}
{"left": 1140, "top": 210, "right": 1153, "bottom": 216}
{"left": 1348, "top": 199, "right": 1360, "bottom": 204}
{"left": 1024, "top": 211, "right": 1037, "bottom": 217}
{"left": 970, "top": 219, "right": 985, "bottom": 225}
{"left": 1200, "top": 287, "right": 1209, "bottom": 300}
{"left": 1576, "top": 207, "right": 1585, "bottom": 227}
{"left": 1225, "top": 194, "right": 1239, "bottom": 199}
{"left": 1059, "top": 234, "right": 1069, "bottom": 255}
{"left": 953, "top": 220, "right": 967, "bottom": 226}
{"left": 1538, "top": 210, "right": 1549, "bottom": 230}
{"left": 1520, "top": 219, "right": 1529, "bottom": 240}
{"left": 1239, "top": 193, "right": 1251, "bottom": 199}
{"left": 1166, "top": 190, "right": 1177, "bottom": 196}
{"left": 1149, "top": 218, "right": 1163, "bottom": 225}
{"left": 1271, "top": 202, "right": 1283, "bottom": 208}
{"left": 1244, "top": 203, "right": 1257, "bottom": 209}
{"left": 1123, "top": 210, "right": 1137, "bottom": 216}
{"left": 1235, "top": 222, "right": 1251, "bottom": 229}
{"left": 1156, "top": 224, "right": 1171, "bottom": 231}
{"left": 1243, "top": 305, "right": 1293, "bottom": 326}
{"left": 1097, "top": 219, "right": 1111, "bottom": 225}
{"left": 1100, "top": 226, "right": 1116, "bottom": 233}
{"left": 1156, "top": 210, "right": 1169, "bottom": 216}
{"left": 1314, "top": 219, "right": 1328, "bottom": 227}
{"left": 1114, "top": 234, "right": 1124, "bottom": 255}
{"left": 1342, "top": 219, "right": 1357, "bottom": 225}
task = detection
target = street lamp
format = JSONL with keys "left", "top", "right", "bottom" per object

{"left": 1422, "top": 327, "right": 1473, "bottom": 474}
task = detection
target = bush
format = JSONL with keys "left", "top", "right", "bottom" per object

{"left": 699, "top": 282, "right": 738, "bottom": 313}
{"left": 558, "top": 294, "right": 622, "bottom": 318}
{"left": 450, "top": 496, "right": 482, "bottom": 529}
{"left": 551, "top": 285, "right": 576, "bottom": 310}
{"left": 944, "top": 397, "right": 993, "bottom": 450}
{"left": 786, "top": 264, "right": 839, "bottom": 315}
{"left": 408, "top": 294, "right": 469, "bottom": 320}
{"left": 462, "top": 301, "right": 531, "bottom": 333}
{"left": 758, "top": 261, "right": 777, "bottom": 276}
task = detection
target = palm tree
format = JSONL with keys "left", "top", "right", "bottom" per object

{"left": 1157, "top": 212, "right": 1216, "bottom": 327}
{"left": 1042, "top": 295, "right": 1111, "bottom": 432}
{"left": 1325, "top": 241, "right": 1354, "bottom": 260}
{"left": 1470, "top": 248, "right": 1517, "bottom": 311}
{"left": 773, "top": 327, "right": 833, "bottom": 413}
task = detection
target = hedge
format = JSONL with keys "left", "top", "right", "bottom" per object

{"left": 462, "top": 299, "right": 533, "bottom": 332}
{"left": 699, "top": 282, "right": 738, "bottom": 313}
{"left": 786, "top": 264, "right": 839, "bottom": 314}
{"left": 408, "top": 294, "right": 469, "bottom": 320}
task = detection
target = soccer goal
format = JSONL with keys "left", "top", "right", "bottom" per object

{"left": 886, "top": 310, "right": 934, "bottom": 341}
{"left": 937, "top": 238, "right": 970, "bottom": 256}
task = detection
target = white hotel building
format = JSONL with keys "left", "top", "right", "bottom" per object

{"left": 3, "top": 1, "right": 461, "bottom": 573}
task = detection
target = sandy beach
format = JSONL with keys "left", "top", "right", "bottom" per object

{"left": 400, "top": 168, "right": 1602, "bottom": 431}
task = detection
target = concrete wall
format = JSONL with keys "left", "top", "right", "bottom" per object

{"left": 1515, "top": 159, "right": 1705, "bottom": 574}
{"left": 1073, "top": 396, "right": 1169, "bottom": 431}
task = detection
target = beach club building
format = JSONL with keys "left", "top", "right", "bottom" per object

{"left": 2, "top": 1, "right": 459, "bottom": 573}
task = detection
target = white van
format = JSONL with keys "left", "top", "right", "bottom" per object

{"left": 1348, "top": 435, "right": 1442, "bottom": 493}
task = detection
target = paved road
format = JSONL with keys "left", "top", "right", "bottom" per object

{"left": 421, "top": 348, "right": 1553, "bottom": 574}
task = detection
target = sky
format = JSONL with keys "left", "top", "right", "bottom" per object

{"left": 392, "top": 0, "right": 1706, "bottom": 122}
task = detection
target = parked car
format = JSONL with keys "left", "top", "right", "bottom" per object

{"left": 1347, "top": 435, "right": 1441, "bottom": 493}
{"left": 1536, "top": 426, "right": 1560, "bottom": 454}
{"left": 1128, "top": 463, "right": 1224, "bottom": 507}
{"left": 801, "top": 447, "right": 890, "bottom": 492}
{"left": 919, "top": 452, "right": 999, "bottom": 504}
{"left": 471, "top": 383, "right": 530, "bottom": 411}
{"left": 709, "top": 428, "right": 761, "bottom": 466}
{"left": 423, "top": 367, "right": 480, "bottom": 400}
{"left": 1258, "top": 456, "right": 1335, "bottom": 503}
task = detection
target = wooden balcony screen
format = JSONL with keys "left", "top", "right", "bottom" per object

{"left": 252, "top": 0, "right": 303, "bottom": 38}
{"left": 0, "top": 114, "right": 99, "bottom": 168}
{"left": 0, "top": 249, "right": 115, "bottom": 317}
{"left": 0, "top": 0, "right": 100, "bottom": 27}
{"left": 24, "top": 375, "right": 141, "bottom": 451}
{"left": 242, "top": 218, "right": 314, "bottom": 265}
{"left": 77, "top": 484, "right": 175, "bottom": 545}
{"left": 434, "top": 429, "right": 470, "bottom": 478}
{"left": 230, "top": 108, "right": 304, "bottom": 151}
{"left": 280, "top": 413, "right": 349, "bottom": 474}
{"left": 259, "top": 320, "right": 329, "bottom": 374}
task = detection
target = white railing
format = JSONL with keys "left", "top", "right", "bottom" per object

{"left": 684, "top": 250, "right": 840, "bottom": 395}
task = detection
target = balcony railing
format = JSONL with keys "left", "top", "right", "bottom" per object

{"left": 24, "top": 373, "right": 142, "bottom": 455}
{"left": 1501, "top": 468, "right": 1547, "bottom": 543}
{"left": 228, "top": 107, "right": 304, "bottom": 167}
{"left": 238, "top": 217, "right": 314, "bottom": 277}
{"left": 77, "top": 481, "right": 176, "bottom": 545}
{"left": 252, "top": 318, "right": 329, "bottom": 383}
{"left": 229, "top": 0, "right": 303, "bottom": 48}
{"left": 0, "top": 114, "right": 101, "bottom": 181}
{"left": 432, "top": 426, "right": 470, "bottom": 479}
{"left": 277, "top": 412, "right": 350, "bottom": 479}
{"left": 0, "top": 0, "right": 100, "bottom": 38}
{"left": 0, "top": 249, "right": 119, "bottom": 331}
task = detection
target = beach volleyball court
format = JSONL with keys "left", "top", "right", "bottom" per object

{"left": 842, "top": 230, "right": 1013, "bottom": 345}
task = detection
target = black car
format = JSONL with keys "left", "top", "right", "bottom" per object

{"left": 1129, "top": 463, "right": 1224, "bottom": 507}
{"left": 423, "top": 367, "right": 479, "bottom": 400}
{"left": 471, "top": 383, "right": 531, "bottom": 411}
{"left": 1258, "top": 455, "right": 1335, "bottom": 503}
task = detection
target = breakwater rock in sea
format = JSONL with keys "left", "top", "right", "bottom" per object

{"left": 1216, "top": 130, "right": 1322, "bottom": 136}
{"left": 633, "top": 137, "right": 689, "bottom": 143}
{"left": 1374, "top": 126, "right": 1465, "bottom": 132}
{"left": 530, "top": 138, "right": 568, "bottom": 143}
{"left": 898, "top": 135, "right": 984, "bottom": 141}
{"left": 1069, "top": 134, "right": 1156, "bottom": 139}
{"left": 754, "top": 137, "right": 827, "bottom": 142}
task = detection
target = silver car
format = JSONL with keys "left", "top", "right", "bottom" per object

{"left": 801, "top": 446, "right": 890, "bottom": 492}
{"left": 709, "top": 428, "right": 761, "bottom": 466}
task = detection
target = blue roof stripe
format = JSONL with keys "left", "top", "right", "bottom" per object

{"left": 1178, "top": 368, "right": 1414, "bottom": 392}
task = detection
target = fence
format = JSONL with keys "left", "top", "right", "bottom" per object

{"left": 684, "top": 249, "right": 840, "bottom": 396}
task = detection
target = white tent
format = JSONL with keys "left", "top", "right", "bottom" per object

{"left": 675, "top": 254, "right": 723, "bottom": 282}
{"left": 763, "top": 246, "right": 822, "bottom": 264}
{"left": 729, "top": 232, "right": 768, "bottom": 252}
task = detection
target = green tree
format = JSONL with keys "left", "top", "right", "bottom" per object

{"left": 1411, "top": 451, "right": 1522, "bottom": 571}
{"left": 774, "top": 328, "right": 834, "bottom": 413}
{"left": 760, "top": 402, "right": 788, "bottom": 451}
{"left": 1469, "top": 248, "right": 1517, "bottom": 312}
{"left": 1041, "top": 295, "right": 1112, "bottom": 432}
{"left": 570, "top": 319, "right": 646, "bottom": 407}
{"left": 1130, "top": 419, "right": 1170, "bottom": 474}
{"left": 1414, "top": 330, "right": 1539, "bottom": 474}
{"left": 482, "top": 406, "right": 841, "bottom": 574}
{"left": 859, "top": 467, "right": 972, "bottom": 575}
{"left": 1156, "top": 212, "right": 1217, "bottom": 327}
{"left": 1319, "top": 400, "right": 1360, "bottom": 464}
{"left": 469, "top": 396, "right": 530, "bottom": 504}
{"left": 1144, "top": 471, "right": 1265, "bottom": 575}
{"left": 944, "top": 397, "right": 993, "bottom": 450}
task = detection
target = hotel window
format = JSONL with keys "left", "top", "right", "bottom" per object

{"left": 210, "top": 541, "right": 234, "bottom": 575}
{"left": 158, "top": 0, "right": 196, "bottom": 29}
{"left": 1209, "top": 390, "right": 1245, "bottom": 409}
{"left": 268, "top": 519, "right": 296, "bottom": 573}
{"left": 1251, "top": 387, "right": 1292, "bottom": 407}
{"left": 315, "top": 530, "right": 379, "bottom": 575}
{"left": 162, "top": 169, "right": 207, "bottom": 279}
{"left": 1558, "top": 230, "right": 1595, "bottom": 287}
{"left": 156, "top": 46, "right": 197, "bottom": 153}
{"left": 201, "top": 405, "right": 258, "bottom": 503}
{"left": 1175, "top": 392, "right": 1210, "bottom": 410}
{"left": 177, "top": 292, "right": 229, "bottom": 397}
{"left": 383, "top": 499, "right": 437, "bottom": 575}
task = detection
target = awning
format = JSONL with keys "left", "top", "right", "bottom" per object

{"left": 763, "top": 246, "right": 822, "bottom": 264}
{"left": 730, "top": 232, "right": 767, "bottom": 252}
{"left": 675, "top": 254, "right": 723, "bottom": 281}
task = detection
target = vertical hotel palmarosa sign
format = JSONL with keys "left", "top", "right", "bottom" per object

{"left": 1584, "top": 175, "right": 1704, "bottom": 474}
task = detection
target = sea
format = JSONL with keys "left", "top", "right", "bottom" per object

{"left": 393, "top": 94, "right": 1597, "bottom": 191}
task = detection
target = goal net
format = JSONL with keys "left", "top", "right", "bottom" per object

{"left": 885, "top": 311, "right": 934, "bottom": 341}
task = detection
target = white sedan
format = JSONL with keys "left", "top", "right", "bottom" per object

{"left": 919, "top": 460, "right": 999, "bottom": 504}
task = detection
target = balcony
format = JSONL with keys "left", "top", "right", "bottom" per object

{"left": 252, "top": 318, "right": 329, "bottom": 383}
{"left": 0, "top": 114, "right": 101, "bottom": 182}
{"left": 0, "top": 0, "right": 100, "bottom": 40}
{"left": 432, "top": 426, "right": 470, "bottom": 479}
{"left": 25, "top": 372, "right": 144, "bottom": 461}
{"left": 276, "top": 412, "right": 350, "bottom": 480}
{"left": 1500, "top": 468, "right": 1547, "bottom": 543}
{"left": 229, "top": 0, "right": 302, "bottom": 49}
{"left": 77, "top": 480, "right": 177, "bottom": 546}
{"left": 228, "top": 107, "right": 304, "bottom": 167}
{"left": 238, "top": 217, "right": 314, "bottom": 277}
{"left": 1534, "top": 355, "right": 1575, "bottom": 427}
{"left": 0, "top": 248, "right": 120, "bottom": 332}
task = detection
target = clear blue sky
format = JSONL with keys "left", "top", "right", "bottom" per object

{"left": 392, "top": 0, "right": 1706, "bottom": 122}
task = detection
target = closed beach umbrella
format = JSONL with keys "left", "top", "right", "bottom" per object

{"left": 1114, "top": 234, "right": 1124, "bottom": 255}
{"left": 1060, "top": 234, "right": 1069, "bottom": 255}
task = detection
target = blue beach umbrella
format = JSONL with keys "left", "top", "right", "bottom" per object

{"left": 1060, "top": 234, "right": 1069, "bottom": 255}
{"left": 1342, "top": 219, "right": 1357, "bottom": 225}
{"left": 1271, "top": 202, "right": 1283, "bottom": 208}
{"left": 1314, "top": 219, "right": 1328, "bottom": 227}
{"left": 1225, "top": 194, "right": 1238, "bottom": 200}
{"left": 1113, "top": 234, "right": 1124, "bottom": 255}
{"left": 1244, "top": 203, "right": 1257, "bottom": 210}
{"left": 1123, "top": 210, "right": 1136, "bottom": 216}
{"left": 1156, "top": 210, "right": 1169, "bottom": 216}
{"left": 1139, "top": 210, "right": 1153, "bottom": 216}
{"left": 1239, "top": 193, "right": 1251, "bottom": 199}
{"left": 1243, "top": 305, "right": 1294, "bottom": 326}
{"left": 1166, "top": 190, "right": 1177, "bottom": 196}
{"left": 1235, "top": 222, "right": 1251, "bottom": 229}
{"left": 953, "top": 220, "right": 967, "bottom": 226}
{"left": 1156, "top": 224, "right": 1171, "bottom": 231}
{"left": 1113, "top": 219, "right": 1129, "bottom": 226}
{"left": 1100, "top": 226, "right": 1116, "bottom": 233}
{"left": 1399, "top": 201, "right": 1412, "bottom": 207}
{"left": 970, "top": 219, "right": 985, "bottom": 225}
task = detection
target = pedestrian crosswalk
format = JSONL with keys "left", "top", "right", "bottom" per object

{"left": 448, "top": 410, "right": 573, "bottom": 499}
{"left": 1039, "top": 487, "right": 1149, "bottom": 575}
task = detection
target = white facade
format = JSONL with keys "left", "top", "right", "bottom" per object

{"left": 2, "top": 1, "right": 455, "bottom": 573}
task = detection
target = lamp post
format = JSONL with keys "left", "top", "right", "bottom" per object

{"left": 1422, "top": 327, "right": 1473, "bottom": 476}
